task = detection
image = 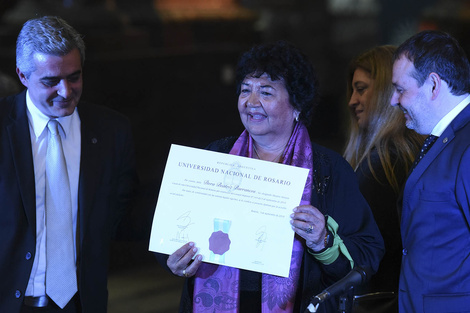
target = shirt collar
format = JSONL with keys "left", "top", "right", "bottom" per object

{"left": 431, "top": 94, "right": 470, "bottom": 136}
{"left": 25, "top": 90, "right": 76, "bottom": 138}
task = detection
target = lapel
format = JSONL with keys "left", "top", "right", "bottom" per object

{"left": 404, "top": 103, "right": 470, "bottom": 200}
{"left": 77, "top": 103, "right": 104, "bottom": 244}
{"left": 5, "top": 91, "right": 37, "bottom": 233}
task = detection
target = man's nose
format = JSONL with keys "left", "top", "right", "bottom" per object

{"left": 390, "top": 91, "right": 399, "bottom": 107}
{"left": 57, "top": 80, "right": 72, "bottom": 98}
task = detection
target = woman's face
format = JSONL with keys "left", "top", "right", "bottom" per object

{"left": 238, "top": 73, "right": 298, "bottom": 144}
{"left": 348, "top": 68, "right": 374, "bottom": 129}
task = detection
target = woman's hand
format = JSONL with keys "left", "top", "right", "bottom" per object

{"left": 167, "top": 242, "right": 203, "bottom": 278}
{"left": 290, "top": 205, "right": 327, "bottom": 252}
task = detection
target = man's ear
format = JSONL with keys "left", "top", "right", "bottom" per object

{"left": 428, "top": 72, "right": 441, "bottom": 100}
{"left": 16, "top": 67, "right": 28, "bottom": 88}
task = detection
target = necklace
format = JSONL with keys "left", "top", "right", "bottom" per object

{"left": 253, "top": 144, "right": 285, "bottom": 163}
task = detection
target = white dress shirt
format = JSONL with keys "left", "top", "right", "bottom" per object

{"left": 431, "top": 94, "right": 470, "bottom": 136}
{"left": 25, "top": 90, "right": 81, "bottom": 297}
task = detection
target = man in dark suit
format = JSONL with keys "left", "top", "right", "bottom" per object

{"left": 0, "top": 16, "right": 138, "bottom": 312}
{"left": 391, "top": 30, "right": 470, "bottom": 313}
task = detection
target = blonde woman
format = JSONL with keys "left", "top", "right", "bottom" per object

{"left": 344, "top": 45, "right": 423, "bottom": 312}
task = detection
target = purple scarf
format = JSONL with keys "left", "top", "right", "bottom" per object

{"left": 193, "top": 123, "right": 314, "bottom": 312}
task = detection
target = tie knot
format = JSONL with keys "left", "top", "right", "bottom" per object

{"left": 47, "top": 120, "right": 62, "bottom": 137}
{"left": 423, "top": 135, "right": 438, "bottom": 148}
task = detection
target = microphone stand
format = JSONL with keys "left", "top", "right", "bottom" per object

{"left": 303, "top": 291, "right": 352, "bottom": 313}
{"left": 338, "top": 293, "right": 348, "bottom": 313}
{"left": 304, "top": 266, "right": 368, "bottom": 313}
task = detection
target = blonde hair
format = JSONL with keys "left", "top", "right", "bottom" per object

{"left": 343, "top": 45, "right": 424, "bottom": 192}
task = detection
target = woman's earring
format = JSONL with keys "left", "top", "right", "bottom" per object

{"left": 295, "top": 114, "right": 299, "bottom": 122}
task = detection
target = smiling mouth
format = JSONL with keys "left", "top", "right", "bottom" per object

{"left": 397, "top": 104, "right": 408, "bottom": 114}
{"left": 51, "top": 99, "right": 73, "bottom": 108}
{"left": 249, "top": 113, "right": 267, "bottom": 120}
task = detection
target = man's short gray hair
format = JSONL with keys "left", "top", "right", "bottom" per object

{"left": 16, "top": 16, "right": 85, "bottom": 78}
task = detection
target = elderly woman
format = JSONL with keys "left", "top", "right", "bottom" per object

{"left": 158, "top": 41, "right": 384, "bottom": 313}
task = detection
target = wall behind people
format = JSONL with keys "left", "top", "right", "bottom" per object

{"left": 0, "top": 70, "right": 20, "bottom": 97}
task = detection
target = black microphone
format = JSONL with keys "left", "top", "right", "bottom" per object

{"left": 305, "top": 266, "right": 370, "bottom": 313}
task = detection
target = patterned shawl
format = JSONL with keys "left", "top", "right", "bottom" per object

{"left": 193, "top": 122, "right": 314, "bottom": 312}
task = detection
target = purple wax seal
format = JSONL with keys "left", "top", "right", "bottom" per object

{"left": 208, "top": 230, "right": 231, "bottom": 255}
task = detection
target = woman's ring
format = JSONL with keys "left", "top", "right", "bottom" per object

{"left": 182, "top": 269, "right": 188, "bottom": 277}
{"left": 306, "top": 225, "right": 314, "bottom": 234}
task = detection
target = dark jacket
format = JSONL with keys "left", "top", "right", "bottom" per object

{"left": 398, "top": 104, "right": 470, "bottom": 312}
{"left": 0, "top": 90, "right": 138, "bottom": 312}
{"left": 355, "top": 149, "right": 404, "bottom": 293}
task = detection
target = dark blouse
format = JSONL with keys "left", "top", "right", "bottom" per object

{"left": 355, "top": 149, "right": 405, "bottom": 293}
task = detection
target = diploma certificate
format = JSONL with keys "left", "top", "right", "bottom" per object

{"left": 149, "top": 144, "right": 309, "bottom": 277}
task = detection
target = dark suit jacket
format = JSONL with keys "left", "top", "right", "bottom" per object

{"left": 398, "top": 103, "right": 470, "bottom": 313}
{"left": 0, "top": 90, "right": 138, "bottom": 313}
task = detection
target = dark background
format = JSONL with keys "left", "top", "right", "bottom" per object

{"left": 1, "top": 0, "right": 469, "bottom": 311}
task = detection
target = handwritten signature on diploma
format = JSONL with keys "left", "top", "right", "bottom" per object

{"left": 176, "top": 211, "right": 194, "bottom": 241}
{"left": 255, "top": 226, "right": 267, "bottom": 250}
